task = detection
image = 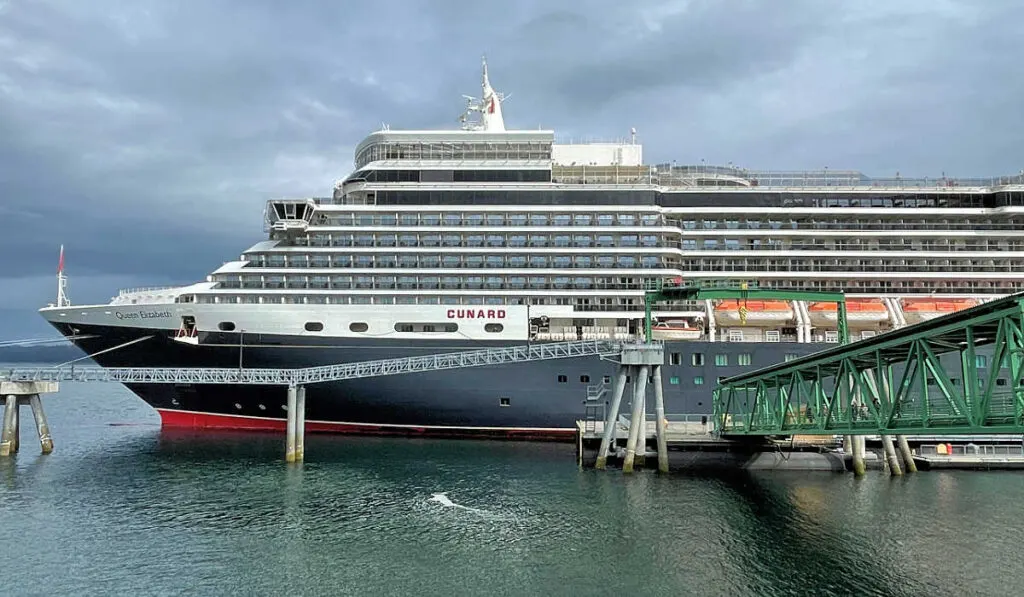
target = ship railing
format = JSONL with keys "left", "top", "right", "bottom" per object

{"left": 117, "top": 286, "right": 179, "bottom": 296}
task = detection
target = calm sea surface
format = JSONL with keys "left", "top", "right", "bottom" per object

{"left": 2, "top": 373, "right": 1024, "bottom": 596}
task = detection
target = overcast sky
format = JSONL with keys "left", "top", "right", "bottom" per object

{"left": 2, "top": 0, "right": 1023, "bottom": 340}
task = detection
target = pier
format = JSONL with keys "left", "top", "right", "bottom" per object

{"left": 1, "top": 339, "right": 620, "bottom": 462}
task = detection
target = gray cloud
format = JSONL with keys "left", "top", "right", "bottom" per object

{"left": 2, "top": 0, "right": 1024, "bottom": 339}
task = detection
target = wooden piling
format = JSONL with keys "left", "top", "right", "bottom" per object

{"left": 595, "top": 367, "right": 630, "bottom": 470}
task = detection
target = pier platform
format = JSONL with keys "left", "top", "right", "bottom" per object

{"left": 576, "top": 416, "right": 850, "bottom": 472}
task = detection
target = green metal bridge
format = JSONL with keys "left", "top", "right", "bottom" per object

{"left": 713, "top": 291, "right": 1024, "bottom": 436}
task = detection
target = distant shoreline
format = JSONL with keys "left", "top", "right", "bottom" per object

{"left": 0, "top": 344, "right": 86, "bottom": 363}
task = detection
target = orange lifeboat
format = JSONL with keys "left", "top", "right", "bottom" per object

{"left": 808, "top": 299, "right": 888, "bottom": 327}
{"left": 901, "top": 298, "right": 979, "bottom": 324}
{"left": 714, "top": 299, "right": 794, "bottom": 325}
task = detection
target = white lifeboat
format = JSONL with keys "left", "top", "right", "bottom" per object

{"left": 713, "top": 299, "right": 794, "bottom": 326}
{"left": 651, "top": 320, "right": 702, "bottom": 340}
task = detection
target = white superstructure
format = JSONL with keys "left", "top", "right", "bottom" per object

{"left": 57, "top": 59, "right": 1024, "bottom": 345}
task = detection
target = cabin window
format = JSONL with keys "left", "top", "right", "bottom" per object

{"left": 691, "top": 353, "right": 704, "bottom": 366}
{"left": 394, "top": 322, "right": 459, "bottom": 333}
{"left": 304, "top": 322, "right": 324, "bottom": 332}
{"left": 484, "top": 323, "right": 504, "bottom": 333}
{"left": 669, "top": 376, "right": 680, "bottom": 385}
{"left": 349, "top": 322, "right": 369, "bottom": 332}
{"left": 580, "top": 375, "right": 590, "bottom": 383}
{"left": 218, "top": 321, "right": 236, "bottom": 331}
{"left": 499, "top": 397, "right": 511, "bottom": 407}
{"left": 693, "top": 376, "right": 704, "bottom": 385}
{"left": 715, "top": 354, "right": 728, "bottom": 366}
{"left": 738, "top": 353, "right": 752, "bottom": 366}
{"left": 558, "top": 375, "right": 567, "bottom": 383}
{"left": 395, "top": 323, "right": 414, "bottom": 333}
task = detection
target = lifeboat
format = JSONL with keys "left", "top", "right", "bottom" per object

{"left": 901, "top": 298, "right": 979, "bottom": 324}
{"left": 808, "top": 299, "right": 888, "bottom": 327}
{"left": 714, "top": 299, "right": 794, "bottom": 325}
{"left": 651, "top": 320, "right": 702, "bottom": 340}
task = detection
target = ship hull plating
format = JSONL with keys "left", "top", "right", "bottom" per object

{"left": 48, "top": 321, "right": 829, "bottom": 439}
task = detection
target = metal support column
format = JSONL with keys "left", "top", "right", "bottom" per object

{"left": 595, "top": 367, "right": 630, "bottom": 470}
{"left": 622, "top": 365, "right": 650, "bottom": 473}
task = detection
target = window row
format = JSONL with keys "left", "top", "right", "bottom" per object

{"left": 295, "top": 232, "right": 666, "bottom": 248}
{"left": 314, "top": 212, "right": 662, "bottom": 228}
{"left": 246, "top": 254, "right": 666, "bottom": 269}
{"left": 354, "top": 140, "right": 552, "bottom": 169}
{"left": 217, "top": 274, "right": 666, "bottom": 291}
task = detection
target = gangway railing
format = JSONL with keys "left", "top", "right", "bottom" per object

{"left": 1, "top": 339, "right": 623, "bottom": 387}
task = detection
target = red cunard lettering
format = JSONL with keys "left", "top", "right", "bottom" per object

{"left": 445, "top": 309, "right": 507, "bottom": 319}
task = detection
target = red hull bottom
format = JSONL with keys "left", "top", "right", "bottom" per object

{"left": 156, "top": 409, "right": 576, "bottom": 442}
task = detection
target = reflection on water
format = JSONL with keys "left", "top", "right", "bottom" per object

{"left": 0, "top": 381, "right": 1023, "bottom": 595}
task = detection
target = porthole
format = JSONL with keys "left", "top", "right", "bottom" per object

{"left": 484, "top": 323, "right": 504, "bottom": 333}
{"left": 349, "top": 322, "right": 369, "bottom": 332}
{"left": 258, "top": 404, "right": 266, "bottom": 411}
{"left": 305, "top": 321, "right": 324, "bottom": 332}
{"left": 234, "top": 403, "right": 243, "bottom": 410}
{"left": 218, "top": 321, "right": 236, "bottom": 331}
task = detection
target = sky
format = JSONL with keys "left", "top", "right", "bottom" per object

{"left": 1, "top": 0, "right": 1023, "bottom": 340}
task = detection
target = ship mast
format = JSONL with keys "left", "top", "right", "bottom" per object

{"left": 56, "top": 245, "right": 70, "bottom": 307}
{"left": 459, "top": 56, "right": 508, "bottom": 132}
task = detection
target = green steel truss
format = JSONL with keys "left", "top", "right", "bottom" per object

{"left": 714, "top": 293, "right": 1024, "bottom": 436}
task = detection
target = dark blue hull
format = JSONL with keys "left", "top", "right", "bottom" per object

{"left": 49, "top": 321, "right": 829, "bottom": 437}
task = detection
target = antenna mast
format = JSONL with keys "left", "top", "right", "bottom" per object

{"left": 56, "top": 245, "right": 70, "bottom": 307}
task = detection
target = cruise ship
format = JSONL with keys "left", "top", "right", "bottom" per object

{"left": 40, "top": 60, "right": 1024, "bottom": 438}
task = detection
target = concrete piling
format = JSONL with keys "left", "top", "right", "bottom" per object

{"left": 285, "top": 385, "right": 298, "bottom": 463}
{"left": 595, "top": 368, "right": 630, "bottom": 470}
{"left": 851, "top": 435, "right": 867, "bottom": 477}
{"left": 622, "top": 365, "right": 649, "bottom": 473}
{"left": 896, "top": 435, "right": 917, "bottom": 473}
{"left": 652, "top": 365, "right": 669, "bottom": 473}
{"left": 294, "top": 386, "right": 306, "bottom": 462}
{"left": 1, "top": 382, "right": 59, "bottom": 457}
{"left": 634, "top": 375, "right": 647, "bottom": 469}
{"left": 1, "top": 395, "right": 16, "bottom": 456}
{"left": 880, "top": 433, "right": 902, "bottom": 476}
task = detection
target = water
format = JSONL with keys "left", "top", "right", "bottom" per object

{"left": 3, "top": 379, "right": 1024, "bottom": 596}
